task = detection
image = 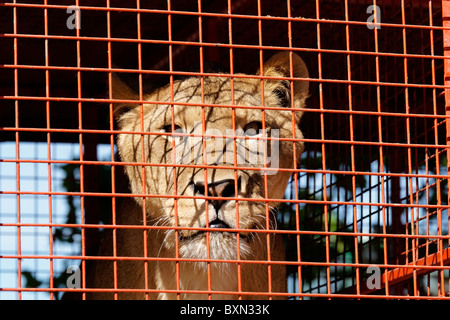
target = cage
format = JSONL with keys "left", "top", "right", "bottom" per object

{"left": 0, "top": 0, "right": 449, "bottom": 300}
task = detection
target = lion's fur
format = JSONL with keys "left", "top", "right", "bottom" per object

{"left": 86, "top": 52, "right": 309, "bottom": 299}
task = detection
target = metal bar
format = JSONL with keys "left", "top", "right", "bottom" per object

{"left": 359, "top": 247, "right": 450, "bottom": 295}
{"left": 442, "top": 0, "right": 450, "bottom": 298}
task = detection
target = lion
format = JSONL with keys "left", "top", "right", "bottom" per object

{"left": 85, "top": 52, "right": 309, "bottom": 300}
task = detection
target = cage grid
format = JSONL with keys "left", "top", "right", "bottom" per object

{"left": 0, "top": 0, "right": 449, "bottom": 300}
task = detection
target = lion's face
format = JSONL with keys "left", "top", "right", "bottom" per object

{"left": 113, "top": 52, "right": 309, "bottom": 262}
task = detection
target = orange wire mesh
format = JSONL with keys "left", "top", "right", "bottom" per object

{"left": 0, "top": 0, "right": 449, "bottom": 300}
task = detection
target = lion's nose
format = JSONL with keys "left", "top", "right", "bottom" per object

{"left": 192, "top": 177, "right": 241, "bottom": 211}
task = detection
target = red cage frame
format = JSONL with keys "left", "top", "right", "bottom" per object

{"left": 0, "top": 0, "right": 449, "bottom": 300}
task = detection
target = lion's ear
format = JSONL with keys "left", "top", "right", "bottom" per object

{"left": 110, "top": 73, "right": 139, "bottom": 120}
{"left": 258, "top": 52, "right": 309, "bottom": 108}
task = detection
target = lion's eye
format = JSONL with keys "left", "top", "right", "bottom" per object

{"left": 243, "top": 121, "right": 263, "bottom": 136}
{"left": 162, "top": 124, "right": 185, "bottom": 143}
{"left": 162, "top": 124, "right": 182, "bottom": 133}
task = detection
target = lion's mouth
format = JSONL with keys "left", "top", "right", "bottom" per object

{"left": 179, "top": 218, "right": 253, "bottom": 242}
